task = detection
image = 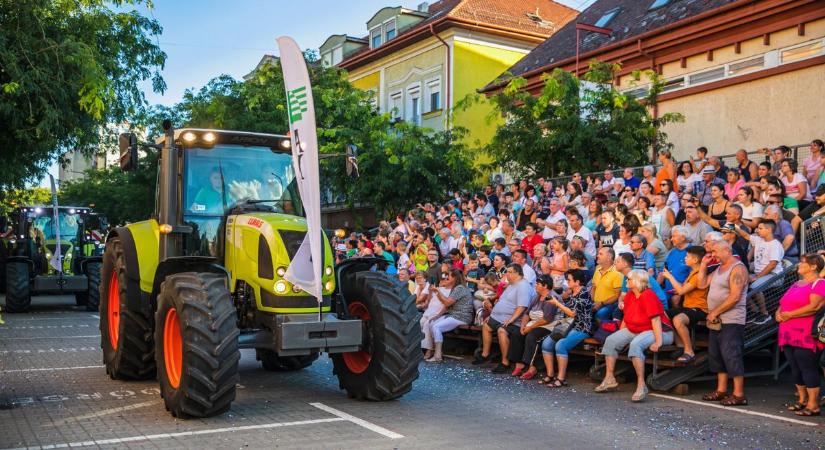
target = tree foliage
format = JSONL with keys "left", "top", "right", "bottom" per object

{"left": 140, "top": 55, "right": 477, "bottom": 218}
{"left": 0, "top": 187, "right": 52, "bottom": 215}
{"left": 477, "top": 62, "right": 683, "bottom": 178}
{"left": 59, "top": 153, "right": 158, "bottom": 226}
{"left": 0, "top": 0, "right": 166, "bottom": 189}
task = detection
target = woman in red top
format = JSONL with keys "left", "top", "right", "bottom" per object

{"left": 595, "top": 269, "right": 674, "bottom": 402}
{"left": 521, "top": 223, "right": 544, "bottom": 259}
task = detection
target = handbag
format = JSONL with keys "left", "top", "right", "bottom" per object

{"left": 548, "top": 316, "right": 573, "bottom": 341}
{"left": 816, "top": 315, "right": 825, "bottom": 344}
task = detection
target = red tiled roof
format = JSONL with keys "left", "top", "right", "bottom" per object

{"left": 449, "top": 0, "right": 578, "bottom": 36}
{"left": 338, "top": 0, "right": 578, "bottom": 69}
{"left": 482, "top": 0, "right": 741, "bottom": 90}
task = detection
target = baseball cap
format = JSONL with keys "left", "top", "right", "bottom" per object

{"left": 720, "top": 222, "right": 736, "bottom": 233}
{"left": 702, "top": 166, "right": 716, "bottom": 175}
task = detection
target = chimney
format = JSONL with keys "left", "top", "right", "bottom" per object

{"left": 417, "top": 2, "right": 428, "bottom": 13}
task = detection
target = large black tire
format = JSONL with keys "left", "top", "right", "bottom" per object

{"left": 155, "top": 272, "right": 240, "bottom": 418}
{"left": 331, "top": 271, "right": 422, "bottom": 401}
{"left": 5, "top": 261, "right": 31, "bottom": 313}
{"left": 255, "top": 349, "right": 319, "bottom": 371}
{"left": 100, "top": 238, "right": 156, "bottom": 380}
{"left": 75, "top": 261, "right": 101, "bottom": 309}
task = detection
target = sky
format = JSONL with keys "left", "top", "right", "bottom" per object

{"left": 136, "top": 0, "right": 591, "bottom": 106}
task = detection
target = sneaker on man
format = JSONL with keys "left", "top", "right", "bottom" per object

{"left": 753, "top": 314, "right": 772, "bottom": 325}
{"left": 491, "top": 363, "right": 510, "bottom": 374}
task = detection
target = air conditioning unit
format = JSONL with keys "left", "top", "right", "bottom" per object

{"left": 490, "top": 172, "right": 510, "bottom": 185}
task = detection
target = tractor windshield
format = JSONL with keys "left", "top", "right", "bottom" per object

{"left": 184, "top": 144, "right": 303, "bottom": 217}
{"left": 31, "top": 211, "right": 80, "bottom": 243}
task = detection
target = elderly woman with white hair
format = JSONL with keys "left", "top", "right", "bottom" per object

{"left": 595, "top": 269, "right": 674, "bottom": 402}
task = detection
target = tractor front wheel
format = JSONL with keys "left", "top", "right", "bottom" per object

{"left": 331, "top": 271, "right": 422, "bottom": 401}
{"left": 5, "top": 261, "right": 31, "bottom": 313}
{"left": 256, "top": 349, "right": 319, "bottom": 371}
{"left": 100, "top": 238, "right": 155, "bottom": 380}
{"left": 76, "top": 261, "right": 101, "bottom": 310}
{"left": 155, "top": 272, "right": 240, "bottom": 418}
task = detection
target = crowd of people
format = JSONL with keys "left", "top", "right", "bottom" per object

{"left": 333, "top": 139, "right": 825, "bottom": 412}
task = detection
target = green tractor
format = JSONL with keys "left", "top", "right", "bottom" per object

{"left": 102, "top": 124, "right": 421, "bottom": 418}
{"left": 1, "top": 205, "right": 106, "bottom": 312}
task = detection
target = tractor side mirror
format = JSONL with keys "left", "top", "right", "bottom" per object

{"left": 346, "top": 144, "right": 359, "bottom": 180}
{"left": 118, "top": 132, "right": 139, "bottom": 171}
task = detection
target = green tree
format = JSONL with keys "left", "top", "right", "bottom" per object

{"left": 59, "top": 153, "right": 158, "bottom": 226}
{"left": 144, "top": 54, "right": 477, "bottom": 218}
{"left": 477, "top": 62, "right": 683, "bottom": 178}
{"left": 0, "top": 187, "right": 52, "bottom": 215}
{"left": 0, "top": 0, "right": 166, "bottom": 189}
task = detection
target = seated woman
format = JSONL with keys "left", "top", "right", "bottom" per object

{"left": 506, "top": 275, "right": 558, "bottom": 380}
{"left": 539, "top": 269, "right": 594, "bottom": 388}
{"left": 595, "top": 269, "right": 674, "bottom": 402}
{"left": 776, "top": 254, "right": 825, "bottom": 417}
{"left": 423, "top": 269, "right": 475, "bottom": 363}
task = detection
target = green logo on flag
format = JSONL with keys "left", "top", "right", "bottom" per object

{"left": 287, "top": 86, "right": 308, "bottom": 122}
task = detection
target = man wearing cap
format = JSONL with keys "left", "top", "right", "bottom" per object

{"left": 695, "top": 166, "right": 725, "bottom": 208}
{"left": 719, "top": 222, "right": 749, "bottom": 269}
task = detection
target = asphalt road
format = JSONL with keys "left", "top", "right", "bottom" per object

{"left": 1, "top": 295, "right": 824, "bottom": 449}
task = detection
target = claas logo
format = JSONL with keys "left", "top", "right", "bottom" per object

{"left": 247, "top": 218, "right": 264, "bottom": 228}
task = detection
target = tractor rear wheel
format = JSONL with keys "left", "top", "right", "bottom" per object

{"left": 155, "top": 272, "right": 240, "bottom": 418}
{"left": 331, "top": 271, "right": 422, "bottom": 401}
{"left": 256, "top": 349, "right": 319, "bottom": 371}
{"left": 5, "top": 261, "right": 31, "bottom": 313}
{"left": 100, "top": 238, "right": 155, "bottom": 380}
{"left": 75, "top": 261, "right": 101, "bottom": 310}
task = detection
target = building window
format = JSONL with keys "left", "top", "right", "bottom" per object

{"left": 407, "top": 84, "right": 421, "bottom": 125}
{"left": 648, "top": 0, "right": 672, "bottom": 10}
{"left": 594, "top": 7, "right": 621, "bottom": 28}
{"left": 385, "top": 19, "right": 396, "bottom": 41}
{"left": 727, "top": 56, "right": 764, "bottom": 76}
{"left": 331, "top": 47, "right": 343, "bottom": 65}
{"left": 781, "top": 40, "right": 824, "bottom": 64}
{"left": 425, "top": 78, "right": 441, "bottom": 112}
{"left": 370, "top": 27, "right": 382, "bottom": 48}
{"left": 389, "top": 91, "right": 403, "bottom": 119}
{"left": 321, "top": 52, "right": 332, "bottom": 67}
{"left": 688, "top": 67, "right": 725, "bottom": 85}
{"left": 661, "top": 77, "right": 685, "bottom": 93}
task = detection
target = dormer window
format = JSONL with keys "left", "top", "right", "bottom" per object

{"left": 649, "top": 0, "right": 673, "bottom": 10}
{"left": 594, "top": 7, "right": 621, "bottom": 28}
{"left": 370, "top": 27, "right": 382, "bottom": 48}
{"left": 385, "top": 19, "right": 396, "bottom": 41}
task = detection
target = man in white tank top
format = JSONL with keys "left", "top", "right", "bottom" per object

{"left": 697, "top": 241, "right": 750, "bottom": 406}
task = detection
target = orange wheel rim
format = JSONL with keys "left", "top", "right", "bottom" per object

{"left": 107, "top": 271, "right": 120, "bottom": 349}
{"left": 164, "top": 308, "right": 183, "bottom": 389}
{"left": 342, "top": 302, "right": 371, "bottom": 374}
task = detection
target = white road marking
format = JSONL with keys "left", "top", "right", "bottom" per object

{"left": 6, "top": 418, "right": 346, "bottom": 450}
{"left": 90, "top": 314, "right": 99, "bottom": 319}
{"left": 0, "top": 335, "right": 98, "bottom": 340}
{"left": 0, "top": 324, "right": 92, "bottom": 330}
{"left": 649, "top": 393, "right": 820, "bottom": 427}
{"left": 47, "top": 400, "right": 162, "bottom": 426}
{"left": 0, "top": 365, "right": 103, "bottom": 374}
{"left": 310, "top": 402, "right": 405, "bottom": 439}
{"left": 0, "top": 346, "right": 97, "bottom": 354}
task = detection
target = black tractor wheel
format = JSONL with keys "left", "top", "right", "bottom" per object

{"left": 75, "top": 261, "right": 101, "bottom": 308}
{"left": 155, "top": 272, "right": 240, "bottom": 418}
{"left": 331, "top": 271, "right": 422, "bottom": 401}
{"left": 100, "top": 238, "right": 155, "bottom": 380}
{"left": 5, "top": 261, "right": 31, "bottom": 313}
{"left": 256, "top": 349, "right": 319, "bottom": 371}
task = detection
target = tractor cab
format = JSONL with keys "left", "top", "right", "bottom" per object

{"left": 2, "top": 206, "right": 105, "bottom": 311}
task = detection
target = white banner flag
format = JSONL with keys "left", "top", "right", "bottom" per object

{"left": 277, "top": 36, "right": 323, "bottom": 313}
{"left": 48, "top": 174, "right": 62, "bottom": 273}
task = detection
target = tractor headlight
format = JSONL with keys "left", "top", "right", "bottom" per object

{"left": 202, "top": 132, "right": 217, "bottom": 143}
{"left": 274, "top": 280, "right": 288, "bottom": 294}
{"left": 182, "top": 131, "right": 197, "bottom": 143}
{"left": 325, "top": 280, "right": 334, "bottom": 292}
{"left": 9, "top": 239, "right": 15, "bottom": 245}
{"left": 280, "top": 139, "right": 291, "bottom": 149}
{"left": 324, "top": 266, "right": 333, "bottom": 276}
{"left": 292, "top": 285, "right": 301, "bottom": 293}
{"left": 276, "top": 266, "right": 286, "bottom": 277}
